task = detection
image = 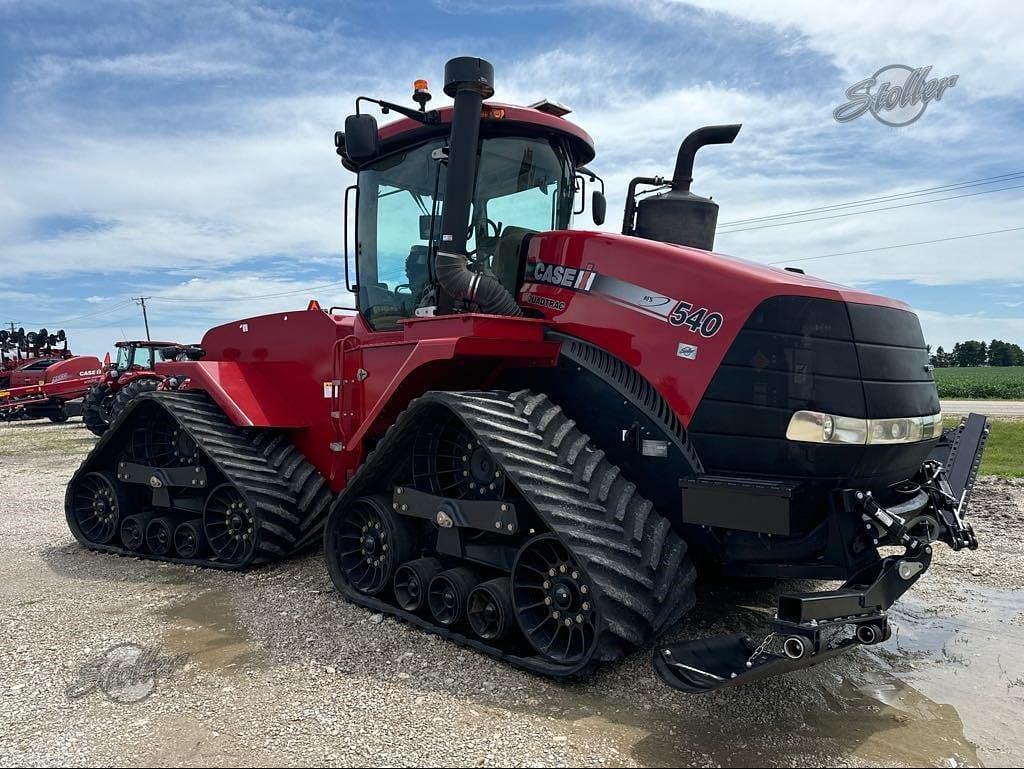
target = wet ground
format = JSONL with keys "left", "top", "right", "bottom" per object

{"left": 1, "top": 419, "right": 1023, "bottom": 767}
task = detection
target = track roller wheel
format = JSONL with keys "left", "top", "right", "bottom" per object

{"left": 68, "top": 471, "right": 128, "bottom": 545}
{"left": 394, "top": 557, "right": 443, "bottom": 612}
{"left": 512, "top": 534, "right": 599, "bottom": 666}
{"left": 119, "top": 512, "right": 154, "bottom": 551}
{"left": 173, "top": 519, "right": 206, "bottom": 559}
{"left": 145, "top": 516, "right": 175, "bottom": 556}
{"left": 428, "top": 567, "right": 478, "bottom": 627}
{"left": 204, "top": 484, "right": 257, "bottom": 565}
{"left": 468, "top": 578, "right": 515, "bottom": 641}
{"left": 329, "top": 495, "right": 416, "bottom": 596}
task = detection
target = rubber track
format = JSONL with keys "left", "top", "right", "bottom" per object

{"left": 65, "top": 390, "right": 332, "bottom": 570}
{"left": 328, "top": 389, "right": 697, "bottom": 676}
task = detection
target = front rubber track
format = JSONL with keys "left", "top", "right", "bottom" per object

{"left": 325, "top": 389, "right": 697, "bottom": 679}
{"left": 65, "top": 390, "right": 333, "bottom": 569}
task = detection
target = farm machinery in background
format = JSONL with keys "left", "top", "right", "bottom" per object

{"left": 65, "top": 57, "right": 989, "bottom": 693}
{"left": 0, "top": 329, "right": 103, "bottom": 423}
{"left": 0, "top": 327, "right": 72, "bottom": 388}
{"left": 81, "top": 340, "right": 187, "bottom": 436}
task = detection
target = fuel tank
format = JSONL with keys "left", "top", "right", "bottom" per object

{"left": 518, "top": 230, "right": 939, "bottom": 490}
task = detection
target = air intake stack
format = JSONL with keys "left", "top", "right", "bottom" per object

{"left": 625, "top": 124, "right": 741, "bottom": 251}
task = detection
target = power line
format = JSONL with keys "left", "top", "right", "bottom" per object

{"left": 16, "top": 299, "right": 135, "bottom": 328}
{"left": 768, "top": 225, "right": 1024, "bottom": 266}
{"left": 717, "top": 182, "right": 1024, "bottom": 235}
{"left": 148, "top": 281, "right": 347, "bottom": 303}
{"left": 718, "top": 171, "right": 1024, "bottom": 228}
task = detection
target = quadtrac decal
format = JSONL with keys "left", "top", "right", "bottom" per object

{"left": 524, "top": 260, "right": 725, "bottom": 338}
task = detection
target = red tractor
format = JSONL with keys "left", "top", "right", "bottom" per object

{"left": 66, "top": 58, "right": 988, "bottom": 693}
{"left": 81, "top": 340, "right": 182, "bottom": 436}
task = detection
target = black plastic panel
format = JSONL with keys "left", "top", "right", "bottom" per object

{"left": 690, "top": 295, "right": 939, "bottom": 492}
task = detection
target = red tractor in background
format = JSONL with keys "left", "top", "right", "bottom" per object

{"left": 82, "top": 340, "right": 183, "bottom": 436}
{"left": 66, "top": 58, "right": 989, "bottom": 693}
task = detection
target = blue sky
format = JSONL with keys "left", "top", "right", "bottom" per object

{"left": 1, "top": 0, "right": 1022, "bottom": 356}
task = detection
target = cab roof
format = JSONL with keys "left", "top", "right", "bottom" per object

{"left": 345, "top": 102, "right": 596, "bottom": 170}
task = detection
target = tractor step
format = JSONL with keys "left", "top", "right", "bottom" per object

{"left": 325, "top": 389, "right": 697, "bottom": 679}
{"left": 65, "top": 390, "right": 332, "bottom": 569}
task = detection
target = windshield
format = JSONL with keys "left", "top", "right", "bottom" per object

{"left": 115, "top": 345, "right": 155, "bottom": 370}
{"left": 356, "top": 135, "right": 574, "bottom": 330}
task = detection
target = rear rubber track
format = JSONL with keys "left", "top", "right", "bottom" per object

{"left": 65, "top": 390, "right": 333, "bottom": 569}
{"left": 326, "top": 389, "right": 697, "bottom": 677}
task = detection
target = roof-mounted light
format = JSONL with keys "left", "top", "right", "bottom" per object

{"left": 528, "top": 99, "right": 572, "bottom": 117}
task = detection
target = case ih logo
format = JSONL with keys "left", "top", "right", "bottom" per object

{"left": 530, "top": 261, "right": 597, "bottom": 291}
{"left": 834, "top": 65, "right": 959, "bottom": 127}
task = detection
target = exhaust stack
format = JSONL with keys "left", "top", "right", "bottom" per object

{"left": 625, "top": 124, "right": 741, "bottom": 251}
{"left": 435, "top": 56, "right": 522, "bottom": 317}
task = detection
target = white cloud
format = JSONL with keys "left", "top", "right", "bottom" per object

{"left": 916, "top": 308, "right": 1024, "bottom": 351}
{"left": 655, "top": 0, "right": 1024, "bottom": 96}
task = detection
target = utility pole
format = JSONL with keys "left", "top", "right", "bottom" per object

{"left": 132, "top": 297, "right": 152, "bottom": 341}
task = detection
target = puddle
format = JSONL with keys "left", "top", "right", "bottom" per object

{"left": 161, "top": 591, "right": 259, "bottom": 674}
{"left": 515, "top": 586, "right": 1024, "bottom": 766}
{"left": 883, "top": 586, "right": 1024, "bottom": 766}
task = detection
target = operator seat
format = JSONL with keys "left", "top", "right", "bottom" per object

{"left": 491, "top": 226, "right": 536, "bottom": 293}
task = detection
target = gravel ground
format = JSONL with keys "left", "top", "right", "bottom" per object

{"left": 1, "top": 420, "right": 1022, "bottom": 767}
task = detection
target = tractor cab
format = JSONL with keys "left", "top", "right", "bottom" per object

{"left": 337, "top": 67, "right": 604, "bottom": 331}
{"left": 110, "top": 340, "right": 177, "bottom": 376}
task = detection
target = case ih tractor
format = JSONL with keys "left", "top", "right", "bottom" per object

{"left": 82, "top": 340, "right": 181, "bottom": 436}
{"left": 65, "top": 58, "right": 988, "bottom": 692}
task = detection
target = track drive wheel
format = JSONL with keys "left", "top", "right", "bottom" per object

{"left": 48, "top": 405, "right": 69, "bottom": 424}
{"left": 82, "top": 384, "right": 114, "bottom": 436}
{"left": 67, "top": 471, "right": 129, "bottom": 545}
{"left": 326, "top": 495, "right": 417, "bottom": 596}
{"left": 203, "top": 484, "right": 257, "bottom": 565}
{"left": 512, "top": 534, "right": 600, "bottom": 666}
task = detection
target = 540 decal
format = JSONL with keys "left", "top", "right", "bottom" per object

{"left": 668, "top": 300, "right": 723, "bottom": 337}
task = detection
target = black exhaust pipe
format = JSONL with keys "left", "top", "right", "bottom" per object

{"left": 625, "top": 123, "right": 741, "bottom": 251}
{"left": 670, "top": 124, "right": 741, "bottom": 191}
{"left": 435, "top": 56, "right": 522, "bottom": 317}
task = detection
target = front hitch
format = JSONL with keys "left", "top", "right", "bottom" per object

{"left": 654, "top": 413, "right": 990, "bottom": 694}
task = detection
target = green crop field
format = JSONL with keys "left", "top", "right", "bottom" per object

{"left": 944, "top": 418, "right": 1024, "bottom": 478}
{"left": 933, "top": 366, "right": 1024, "bottom": 400}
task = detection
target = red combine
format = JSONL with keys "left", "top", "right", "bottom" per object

{"left": 65, "top": 58, "right": 988, "bottom": 692}
{"left": 81, "top": 340, "right": 184, "bottom": 436}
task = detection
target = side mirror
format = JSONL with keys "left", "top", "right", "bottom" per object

{"left": 343, "top": 114, "right": 380, "bottom": 161}
{"left": 592, "top": 190, "right": 607, "bottom": 226}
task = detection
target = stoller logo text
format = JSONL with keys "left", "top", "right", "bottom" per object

{"left": 834, "top": 65, "right": 958, "bottom": 127}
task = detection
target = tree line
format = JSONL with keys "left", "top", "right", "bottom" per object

{"left": 929, "top": 339, "right": 1024, "bottom": 368}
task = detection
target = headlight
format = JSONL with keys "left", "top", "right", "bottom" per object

{"left": 786, "top": 410, "right": 942, "bottom": 445}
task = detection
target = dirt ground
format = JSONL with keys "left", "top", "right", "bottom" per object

{"left": 1, "top": 420, "right": 1022, "bottom": 768}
